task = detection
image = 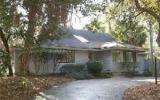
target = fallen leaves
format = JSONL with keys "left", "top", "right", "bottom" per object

{"left": 123, "top": 83, "right": 160, "bottom": 100}
{"left": 0, "top": 75, "right": 72, "bottom": 100}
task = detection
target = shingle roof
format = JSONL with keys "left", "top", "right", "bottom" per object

{"left": 42, "top": 28, "right": 145, "bottom": 52}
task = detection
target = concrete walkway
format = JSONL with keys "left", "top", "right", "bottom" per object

{"left": 36, "top": 77, "right": 157, "bottom": 100}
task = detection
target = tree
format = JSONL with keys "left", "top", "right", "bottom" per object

{"left": 85, "top": 19, "right": 105, "bottom": 32}
{"left": 0, "top": 0, "right": 88, "bottom": 76}
{"left": 107, "top": 0, "right": 160, "bottom": 45}
{"left": 0, "top": 0, "right": 16, "bottom": 76}
{"left": 84, "top": 1, "right": 147, "bottom": 46}
{"left": 133, "top": 0, "right": 160, "bottom": 45}
{"left": 112, "top": 20, "right": 147, "bottom": 46}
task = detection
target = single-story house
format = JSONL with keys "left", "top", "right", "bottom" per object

{"left": 13, "top": 29, "right": 147, "bottom": 75}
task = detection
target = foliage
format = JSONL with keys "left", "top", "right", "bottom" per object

{"left": 60, "top": 64, "right": 93, "bottom": 80}
{"left": 60, "top": 63, "right": 113, "bottom": 80}
{"left": 87, "top": 60, "right": 103, "bottom": 75}
{"left": 71, "top": 71, "right": 91, "bottom": 80}
{"left": 111, "top": 20, "right": 147, "bottom": 46}
{"left": 111, "top": 0, "right": 160, "bottom": 45}
{"left": 83, "top": 0, "right": 160, "bottom": 46}
{"left": 0, "top": 49, "right": 9, "bottom": 76}
{"left": 123, "top": 71, "right": 136, "bottom": 77}
{"left": 142, "top": 70, "right": 152, "bottom": 77}
{"left": 95, "top": 72, "right": 113, "bottom": 78}
{"left": 0, "top": 0, "right": 89, "bottom": 76}
{"left": 60, "top": 64, "right": 86, "bottom": 74}
{"left": 85, "top": 19, "right": 105, "bottom": 32}
{"left": 84, "top": 1, "right": 147, "bottom": 46}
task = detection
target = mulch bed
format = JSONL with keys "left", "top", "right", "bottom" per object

{"left": 123, "top": 83, "right": 160, "bottom": 100}
{"left": 0, "top": 75, "right": 72, "bottom": 100}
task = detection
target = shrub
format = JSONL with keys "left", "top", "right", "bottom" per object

{"left": 60, "top": 64, "right": 85, "bottom": 74}
{"left": 60, "top": 64, "right": 91, "bottom": 80}
{"left": 96, "top": 72, "right": 113, "bottom": 78}
{"left": 71, "top": 71, "right": 88, "bottom": 80}
{"left": 143, "top": 70, "right": 152, "bottom": 77}
{"left": 123, "top": 71, "right": 135, "bottom": 77}
{"left": 87, "top": 61, "right": 103, "bottom": 75}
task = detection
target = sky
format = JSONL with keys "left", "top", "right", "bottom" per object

{"left": 68, "top": 0, "right": 106, "bottom": 29}
{"left": 69, "top": 11, "right": 106, "bottom": 30}
{"left": 69, "top": 12, "right": 92, "bottom": 29}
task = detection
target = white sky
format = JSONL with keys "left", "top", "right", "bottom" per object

{"left": 69, "top": 12, "right": 93, "bottom": 29}
{"left": 68, "top": 0, "right": 104, "bottom": 29}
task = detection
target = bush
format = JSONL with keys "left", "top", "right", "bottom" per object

{"left": 87, "top": 61, "right": 103, "bottom": 75}
{"left": 143, "top": 70, "right": 152, "bottom": 77}
{"left": 71, "top": 72, "right": 88, "bottom": 80}
{"left": 95, "top": 72, "right": 113, "bottom": 78}
{"left": 123, "top": 71, "right": 135, "bottom": 77}
{"left": 60, "top": 64, "right": 85, "bottom": 74}
{"left": 60, "top": 64, "right": 91, "bottom": 80}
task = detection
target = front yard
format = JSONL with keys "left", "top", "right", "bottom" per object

{"left": 0, "top": 75, "right": 72, "bottom": 100}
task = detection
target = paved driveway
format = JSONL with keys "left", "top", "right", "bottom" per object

{"left": 36, "top": 77, "right": 157, "bottom": 100}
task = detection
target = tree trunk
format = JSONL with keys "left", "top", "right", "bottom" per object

{"left": 0, "top": 27, "right": 13, "bottom": 76}
{"left": 156, "top": 22, "right": 160, "bottom": 46}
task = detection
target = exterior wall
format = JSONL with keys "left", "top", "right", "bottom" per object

{"left": 29, "top": 50, "right": 89, "bottom": 74}
{"left": 96, "top": 50, "right": 125, "bottom": 73}
{"left": 111, "top": 51, "right": 124, "bottom": 73}
{"left": 29, "top": 55, "right": 55, "bottom": 75}
{"left": 136, "top": 54, "right": 146, "bottom": 74}
{"left": 13, "top": 49, "right": 147, "bottom": 75}
{"left": 96, "top": 51, "right": 112, "bottom": 71}
{"left": 75, "top": 50, "right": 89, "bottom": 64}
{"left": 96, "top": 50, "right": 147, "bottom": 74}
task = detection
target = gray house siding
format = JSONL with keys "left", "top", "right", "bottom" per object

{"left": 29, "top": 54, "right": 55, "bottom": 75}
{"left": 75, "top": 50, "right": 89, "bottom": 64}
{"left": 14, "top": 50, "right": 89, "bottom": 75}
{"left": 13, "top": 49, "right": 148, "bottom": 75}
{"left": 96, "top": 51, "right": 112, "bottom": 71}
{"left": 136, "top": 54, "right": 147, "bottom": 74}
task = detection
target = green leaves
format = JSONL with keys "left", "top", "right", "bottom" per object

{"left": 85, "top": 19, "right": 105, "bottom": 32}
{"left": 112, "top": 20, "right": 147, "bottom": 46}
{"left": 0, "top": 49, "right": 10, "bottom": 76}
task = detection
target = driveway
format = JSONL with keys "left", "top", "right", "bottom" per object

{"left": 36, "top": 77, "right": 157, "bottom": 100}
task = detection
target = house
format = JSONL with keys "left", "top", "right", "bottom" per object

{"left": 13, "top": 29, "right": 147, "bottom": 75}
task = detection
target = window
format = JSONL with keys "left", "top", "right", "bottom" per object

{"left": 112, "top": 51, "right": 123, "bottom": 63}
{"left": 56, "top": 50, "right": 75, "bottom": 63}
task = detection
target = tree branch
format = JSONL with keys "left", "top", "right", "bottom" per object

{"left": 0, "top": 27, "right": 10, "bottom": 53}
{"left": 134, "top": 0, "right": 159, "bottom": 21}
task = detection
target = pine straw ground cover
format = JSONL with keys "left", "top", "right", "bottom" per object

{"left": 0, "top": 75, "right": 72, "bottom": 100}
{"left": 123, "top": 83, "right": 160, "bottom": 100}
